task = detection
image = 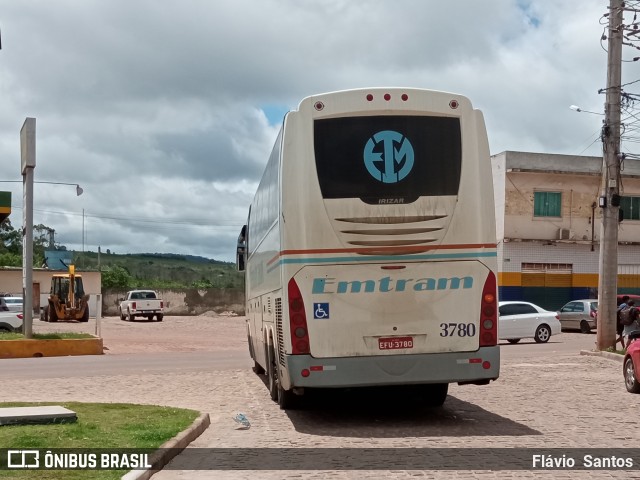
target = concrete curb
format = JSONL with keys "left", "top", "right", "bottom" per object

{"left": 0, "top": 337, "right": 103, "bottom": 359}
{"left": 121, "top": 412, "right": 211, "bottom": 480}
{"left": 580, "top": 349, "right": 624, "bottom": 363}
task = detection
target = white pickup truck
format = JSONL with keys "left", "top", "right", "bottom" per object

{"left": 118, "top": 290, "right": 164, "bottom": 322}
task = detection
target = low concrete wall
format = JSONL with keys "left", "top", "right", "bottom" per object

{"left": 102, "top": 288, "right": 244, "bottom": 316}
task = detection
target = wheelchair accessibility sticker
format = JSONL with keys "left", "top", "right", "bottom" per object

{"left": 313, "top": 303, "right": 330, "bottom": 319}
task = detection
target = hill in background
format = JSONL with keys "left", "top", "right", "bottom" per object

{"left": 73, "top": 251, "right": 243, "bottom": 290}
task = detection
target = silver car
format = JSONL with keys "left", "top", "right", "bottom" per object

{"left": 557, "top": 299, "right": 598, "bottom": 333}
{"left": 3, "top": 296, "right": 23, "bottom": 313}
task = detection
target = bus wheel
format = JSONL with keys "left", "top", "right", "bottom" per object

{"left": 423, "top": 383, "right": 448, "bottom": 407}
{"left": 252, "top": 361, "right": 265, "bottom": 375}
{"left": 267, "top": 346, "right": 278, "bottom": 401}
{"left": 248, "top": 335, "right": 265, "bottom": 375}
{"left": 278, "top": 382, "right": 298, "bottom": 410}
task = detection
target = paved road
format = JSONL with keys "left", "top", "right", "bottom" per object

{"left": 0, "top": 317, "right": 634, "bottom": 479}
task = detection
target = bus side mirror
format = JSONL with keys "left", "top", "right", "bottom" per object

{"left": 236, "top": 225, "right": 247, "bottom": 272}
{"left": 237, "top": 246, "right": 246, "bottom": 271}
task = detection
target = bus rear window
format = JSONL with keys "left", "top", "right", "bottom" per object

{"left": 314, "top": 116, "right": 461, "bottom": 204}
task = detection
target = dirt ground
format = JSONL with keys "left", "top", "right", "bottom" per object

{"left": 31, "top": 313, "right": 248, "bottom": 355}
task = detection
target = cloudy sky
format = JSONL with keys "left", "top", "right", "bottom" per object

{"left": 1, "top": 0, "right": 638, "bottom": 263}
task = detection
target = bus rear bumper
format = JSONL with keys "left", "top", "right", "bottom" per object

{"left": 284, "top": 346, "right": 500, "bottom": 388}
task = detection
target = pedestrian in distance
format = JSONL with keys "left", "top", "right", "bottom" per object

{"left": 621, "top": 299, "right": 639, "bottom": 349}
{"left": 616, "top": 295, "right": 630, "bottom": 350}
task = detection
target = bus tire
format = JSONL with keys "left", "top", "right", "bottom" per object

{"left": 252, "top": 361, "right": 265, "bottom": 375}
{"left": 423, "top": 383, "right": 448, "bottom": 407}
{"left": 248, "top": 334, "right": 265, "bottom": 375}
{"left": 278, "top": 382, "right": 298, "bottom": 410}
{"left": 267, "top": 345, "right": 278, "bottom": 401}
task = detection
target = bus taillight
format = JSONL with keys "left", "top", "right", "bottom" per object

{"left": 288, "top": 278, "right": 310, "bottom": 354}
{"left": 479, "top": 271, "right": 498, "bottom": 347}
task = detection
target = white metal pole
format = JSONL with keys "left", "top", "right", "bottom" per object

{"left": 20, "top": 117, "right": 36, "bottom": 339}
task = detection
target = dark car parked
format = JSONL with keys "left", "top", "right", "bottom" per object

{"left": 618, "top": 294, "right": 640, "bottom": 305}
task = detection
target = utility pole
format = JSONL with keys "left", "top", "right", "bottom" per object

{"left": 597, "top": 0, "right": 623, "bottom": 351}
{"left": 82, "top": 208, "right": 85, "bottom": 269}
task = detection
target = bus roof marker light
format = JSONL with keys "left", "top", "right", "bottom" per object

{"left": 384, "top": 93, "right": 391, "bottom": 101}
{"left": 366, "top": 94, "right": 374, "bottom": 101}
{"left": 401, "top": 94, "right": 408, "bottom": 101}
{"left": 449, "top": 100, "right": 459, "bottom": 109}
{"left": 314, "top": 101, "right": 324, "bottom": 111}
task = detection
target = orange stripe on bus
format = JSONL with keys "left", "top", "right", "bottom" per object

{"left": 266, "top": 243, "right": 497, "bottom": 266}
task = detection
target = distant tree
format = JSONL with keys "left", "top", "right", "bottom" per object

{"left": 191, "top": 279, "right": 214, "bottom": 289}
{"left": 101, "top": 265, "right": 133, "bottom": 288}
{"left": 0, "top": 220, "right": 63, "bottom": 267}
{"left": 0, "top": 218, "right": 21, "bottom": 255}
{"left": 0, "top": 252, "right": 20, "bottom": 267}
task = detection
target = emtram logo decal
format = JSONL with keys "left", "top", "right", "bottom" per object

{"left": 363, "top": 130, "right": 414, "bottom": 183}
{"left": 312, "top": 276, "right": 473, "bottom": 294}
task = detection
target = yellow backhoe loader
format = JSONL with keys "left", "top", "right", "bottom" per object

{"left": 42, "top": 265, "right": 90, "bottom": 322}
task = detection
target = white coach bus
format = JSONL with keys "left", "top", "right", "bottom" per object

{"left": 237, "top": 88, "right": 499, "bottom": 409}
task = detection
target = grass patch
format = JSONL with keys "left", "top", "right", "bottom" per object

{"left": 0, "top": 402, "right": 200, "bottom": 479}
{"left": 605, "top": 347, "right": 627, "bottom": 355}
{"left": 0, "top": 332, "right": 95, "bottom": 340}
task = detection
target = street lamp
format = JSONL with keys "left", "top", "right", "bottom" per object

{"left": 37, "top": 181, "right": 83, "bottom": 196}
{"left": 569, "top": 105, "right": 604, "bottom": 115}
{"left": 0, "top": 180, "right": 83, "bottom": 195}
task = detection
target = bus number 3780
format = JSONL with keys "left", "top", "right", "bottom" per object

{"left": 440, "top": 323, "right": 477, "bottom": 337}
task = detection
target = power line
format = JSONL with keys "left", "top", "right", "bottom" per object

{"left": 7, "top": 205, "right": 244, "bottom": 229}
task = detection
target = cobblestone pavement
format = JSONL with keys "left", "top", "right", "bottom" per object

{"left": 2, "top": 316, "right": 638, "bottom": 479}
